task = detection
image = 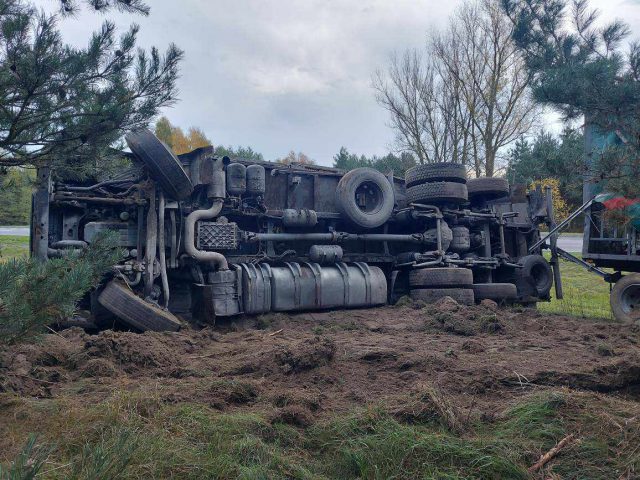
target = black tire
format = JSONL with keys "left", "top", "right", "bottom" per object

{"left": 466, "top": 177, "right": 509, "bottom": 200}
{"left": 409, "top": 267, "right": 473, "bottom": 288}
{"left": 610, "top": 273, "right": 640, "bottom": 323}
{"left": 125, "top": 129, "right": 194, "bottom": 201}
{"left": 405, "top": 163, "right": 467, "bottom": 187}
{"left": 98, "top": 280, "right": 181, "bottom": 332}
{"left": 335, "top": 168, "right": 395, "bottom": 229}
{"left": 406, "top": 181, "right": 468, "bottom": 205}
{"left": 516, "top": 255, "right": 553, "bottom": 298}
{"left": 472, "top": 283, "right": 518, "bottom": 302}
{"left": 410, "top": 288, "right": 475, "bottom": 305}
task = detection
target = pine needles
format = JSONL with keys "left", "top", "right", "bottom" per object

{"left": 0, "top": 232, "right": 120, "bottom": 344}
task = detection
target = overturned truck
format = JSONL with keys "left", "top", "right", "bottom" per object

{"left": 31, "top": 130, "right": 556, "bottom": 331}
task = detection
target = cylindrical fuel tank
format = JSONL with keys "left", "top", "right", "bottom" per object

{"left": 239, "top": 263, "right": 272, "bottom": 314}
{"left": 240, "top": 262, "right": 387, "bottom": 314}
{"left": 309, "top": 245, "right": 343, "bottom": 264}
{"left": 271, "top": 262, "right": 386, "bottom": 312}
{"left": 226, "top": 163, "right": 246, "bottom": 196}
{"left": 283, "top": 208, "right": 318, "bottom": 227}
{"left": 246, "top": 164, "right": 266, "bottom": 195}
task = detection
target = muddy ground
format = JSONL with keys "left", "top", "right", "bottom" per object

{"left": 2, "top": 297, "right": 640, "bottom": 428}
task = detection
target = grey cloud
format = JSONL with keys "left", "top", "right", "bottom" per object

{"left": 43, "top": 0, "right": 640, "bottom": 165}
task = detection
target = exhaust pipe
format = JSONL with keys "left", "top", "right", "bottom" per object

{"left": 184, "top": 157, "right": 229, "bottom": 271}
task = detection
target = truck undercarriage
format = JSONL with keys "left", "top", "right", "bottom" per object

{"left": 31, "top": 130, "right": 555, "bottom": 331}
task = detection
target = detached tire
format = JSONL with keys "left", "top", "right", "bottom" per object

{"left": 406, "top": 182, "right": 468, "bottom": 205}
{"left": 472, "top": 283, "right": 517, "bottom": 303}
{"left": 405, "top": 163, "right": 467, "bottom": 187}
{"left": 611, "top": 274, "right": 640, "bottom": 323}
{"left": 515, "top": 255, "right": 553, "bottom": 298}
{"left": 98, "top": 280, "right": 181, "bottom": 332}
{"left": 409, "top": 267, "right": 473, "bottom": 288}
{"left": 467, "top": 177, "right": 509, "bottom": 201}
{"left": 336, "top": 168, "right": 395, "bottom": 229}
{"left": 125, "top": 128, "right": 194, "bottom": 201}
{"left": 410, "top": 288, "right": 474, "bottom": 305}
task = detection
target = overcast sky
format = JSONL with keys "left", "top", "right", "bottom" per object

{"left": 42, "top": 0, "right": 640, "bottom": 166}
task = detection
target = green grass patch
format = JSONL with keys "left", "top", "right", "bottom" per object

{"left": 539, "top": 253, "right": 613, "bottom": 320}
{"left": 2, "top": 388, "right": 640, "bottom": 479}
{"left": 0, "top": 235, "right": 28, "bottom": 261}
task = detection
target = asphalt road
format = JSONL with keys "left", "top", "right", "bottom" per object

{"left": 555, "top": 234, "right": 583, "bottom": 253}
{"left": 0, "top": 226, "right": 29, "bottom": 236}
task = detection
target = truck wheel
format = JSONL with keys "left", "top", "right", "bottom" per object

{"left": 515, "top": 255, "right": 553, "bottom": 298}
{"left": 611, "top": 274, "right": 640, "bottom": 323}
{"left": 125, "top": 128, "right": 194, "bottom": 201}
{"left": 410, "top": 288, "right": 474, "bottom": 305}
{"left": 335, "top": 168, "right": 395, "bottom": 229}
{"left": 406, "top": 181, "right": 468, "bottom": 205}
{"left": 409, "top": 267, "right": 473, "bottom": 288}
{"left": 98, "top": 280, "right": 181, "bottom": 332}
{"left": 405, "top": 163, "right": 467, "bottom": 187}
{"left": 466, "top": 177, "right": 509, "bottom": 201}
{"left": 472, "top": 283, "right": 517, "bottom": 303}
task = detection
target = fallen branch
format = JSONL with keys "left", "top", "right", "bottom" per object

{"left": 528, "top": 434, "right": 576, "bottom": 473}
{"left": 268, "top": 329, "right": 284, "bottom": 336}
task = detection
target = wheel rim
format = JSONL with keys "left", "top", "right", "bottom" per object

{"left": 620, "top": 283, "right": 640, "bottom": 317}
{"left": 355, "top": 181, "right": 383, "bottom": 214}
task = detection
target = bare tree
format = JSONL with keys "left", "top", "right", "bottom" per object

{"left": 372, "top": 50, "right": 475, "bottom": 165}
{"left": 374, "top": 0, "right": 538, "bottom": 176}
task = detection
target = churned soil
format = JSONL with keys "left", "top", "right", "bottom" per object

{"left": 3, "top": 298, "right": 640, "bottom": 425}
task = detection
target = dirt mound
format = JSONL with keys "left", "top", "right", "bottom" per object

{"left": 3, "top": 304, "right": 640, "bottom": 419}
{"left": 274, "top": 337, "right": 336, "bottom": 373}
{"left": 83, "top": 330, "right": 178, "bottom": 372}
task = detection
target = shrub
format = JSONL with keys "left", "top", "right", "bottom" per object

{"left": 0, "top": 232, "right": 120, "bottom": 344}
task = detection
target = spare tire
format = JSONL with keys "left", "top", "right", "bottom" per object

{"left": 335, "top": 168, "right": 395, "bottom": 229}
{"left": 98, "top": 280, "right": 181, "bottom": 332}
{"left": 125, "top": 129, "right": 194, "bottom": 200}
{"left": 405, "top": 163, "right": 467, "bottom": 187}
{"left": 610, "top": 273, "right": 640, "bottom": 323}
{"left": 466, "top": 177, "right": 509, "bottom": 200}
{"left": 472, "top": 283, "right": 518, "bottom": 303}
{"left": 515, "top": 255, "right": 553, "bottom": 298}
{"left": 410, "top": 288, "right": 474, "bottom": 305}
{"left": 409, "top": 267, "right": 473, "bottom": 288}
{"left": 406, "top": 181, "right": 468, "bottom": 205}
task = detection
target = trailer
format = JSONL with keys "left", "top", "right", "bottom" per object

{"left": 31, "top": 130, "right": 555, "bottom": 331}
{"left": 532, "top": 123, "right": 640, "bottom": 323}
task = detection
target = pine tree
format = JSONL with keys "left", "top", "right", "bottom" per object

{"left": 0, "top": 0, "right": 183, "bottom": 175}
{"left": 502, "top": 0, "right": 640, "bottom": 193}
{"left": 0, "top": 231, "right": 121, "bottom": 344}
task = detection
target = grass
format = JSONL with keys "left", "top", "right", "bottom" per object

{"left": 0, "top": 235, "right": 28, "bottom": 261}
{"left": 538, "top": 252, "right": 614, "bottom": 320}
{"left": 1, "top": 388, "right": 639, "bottom": 479}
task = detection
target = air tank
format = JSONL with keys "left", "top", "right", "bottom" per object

{"left": 309, "top": 245, "right": 343, "bottom": 264}
{"left": 283, "top": 208, "right": 318, "bottom": 227}
{"left": 226, "top": 163, "right": 246, "bottom": 196}
{"left": 246, "top": 164, "right": 266, "bottom": 196}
